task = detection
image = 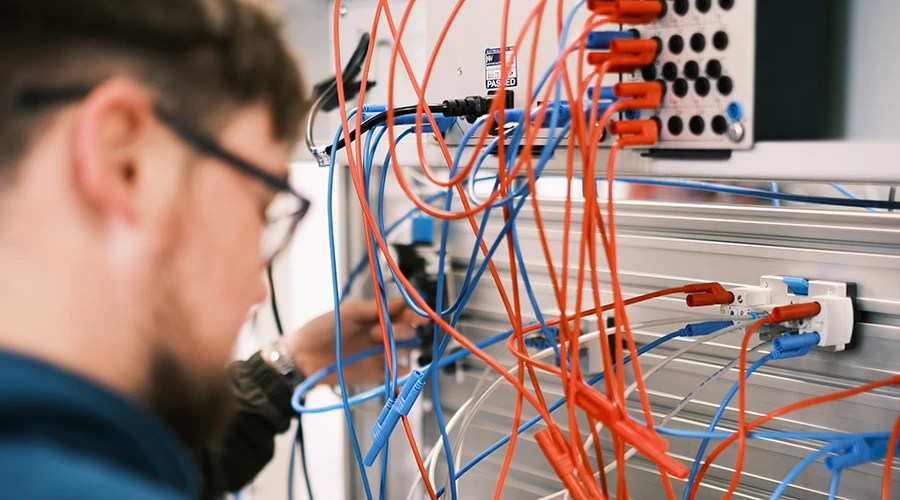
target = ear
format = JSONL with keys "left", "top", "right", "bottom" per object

{"left": 71, "top": 77, "right": 157, "bottom": 223}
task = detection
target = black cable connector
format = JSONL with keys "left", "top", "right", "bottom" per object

{"left": 325, "top": 91, "right": 515, "bottom": 155}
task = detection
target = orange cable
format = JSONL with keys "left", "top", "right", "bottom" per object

{"left": 381, "top": 16, "right": 615, "bottom": 220}
{"left": 722, "top": 302, "right": 821, "bottom": 499}
{"left": 883, "top": 412, "right": 900, "bottom": 500}
{"left": 333, "top": 2, "right": 559, "bottom": 433}
{"left": 333, "top": 3, "right": 439, "bottom": 498}
{"left": 494, "top": 2, "right": 552, "bottom": 496}
{"left": 688, "top": 376, "right": 900, "bottom": 499}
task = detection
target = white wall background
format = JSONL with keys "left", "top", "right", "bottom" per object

{"left": 234, "top": 160, "right": 346, "bottom": 500}
{"left": 233, "top": 1, "right": 349, "bottom": 499}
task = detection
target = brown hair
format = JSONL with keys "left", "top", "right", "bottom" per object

{"left": 0, "top": 0, "right": 308, "bottom": 173}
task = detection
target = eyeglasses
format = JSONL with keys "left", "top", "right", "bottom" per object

{"left": 12, "top": 86, "right": 311, "bottom": 263}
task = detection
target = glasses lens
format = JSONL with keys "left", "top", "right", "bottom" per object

{"left": 260, "top": 192, "right": 306, "bottom": 261}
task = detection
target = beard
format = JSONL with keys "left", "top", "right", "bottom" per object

{"left": 140, "top": 278, "right": 237, "bottom": 455}
{"left": 145, "top": 347, "right": 236, "bottom": 454}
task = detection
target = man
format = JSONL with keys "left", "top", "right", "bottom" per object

{"left": 0, "top": 1, "right": 417, "bottom": 498}
{"left": 202, "top": 298, "right": 420, "bottom": 499}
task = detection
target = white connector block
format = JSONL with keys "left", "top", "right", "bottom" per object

{"left": 721, "top": 275, "right": 855, "bottom": 351}
{"left": 801, "top": 295, "right": 854, "bottom": 351}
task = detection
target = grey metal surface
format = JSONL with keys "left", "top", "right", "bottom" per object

{"left": 420, "top": 200, "right": 900, "bottom": 499}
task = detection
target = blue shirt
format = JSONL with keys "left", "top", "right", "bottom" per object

{"left": 0, "top": 350, "right": 199, "bottom": 499}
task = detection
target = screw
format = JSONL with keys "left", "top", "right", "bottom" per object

{"left": 726, "top": 121, "right": 745, "bottom": 142}
{"left": 737, "top": 295, "right": 744, "bottom": 304}
{"left": 457, "top": 67, "right": 464, "bottom": 76}
{"left": 828, "top": 288, "right": 834, "bottom": 295}
{"left": 763, "top": 281, "right": 769, "bottom": 288}
{"left": 339, "top": 4, "right": 348, "bottom": 16}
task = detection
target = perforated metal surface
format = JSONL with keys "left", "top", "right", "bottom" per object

{"left": 626, "top": 0, "right": 755, "bottom": 149}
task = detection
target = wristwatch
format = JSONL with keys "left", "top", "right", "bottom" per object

{"left": 261, "top": 339, "right": 305, "bottom": 387}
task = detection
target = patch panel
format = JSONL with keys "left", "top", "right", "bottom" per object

{"left": 719, "top": 275, "right": 856, "bottom": 351}
{"left": 627, "top": 0, "right": 841, "bottom": 151}
{"left": 625, "top": 0, "right": 755, "bottom": 150}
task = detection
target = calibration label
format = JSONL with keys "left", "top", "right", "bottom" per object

{"left": 485, "top": 47, "right": 518, "bottom": 89}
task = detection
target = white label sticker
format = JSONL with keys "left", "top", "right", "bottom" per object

{"left": 485, "top": 47, "right": 518, "bottom": 89}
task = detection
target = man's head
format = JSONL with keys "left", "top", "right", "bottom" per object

{"left": 0, "top": 0, "right": 307, "bottom": 449}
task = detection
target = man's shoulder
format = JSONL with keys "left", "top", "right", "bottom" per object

{"left": 0, "top": 441, "right": 194, "bottom": 500}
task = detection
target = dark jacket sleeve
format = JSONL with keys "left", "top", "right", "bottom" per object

{"left": 199, "top": 352, "right": 297, "bottom": 500}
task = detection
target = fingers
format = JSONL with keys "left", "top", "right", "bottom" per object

{"left": 385, "top": 296, "right": 410, "bottom": 319}
{"left": 343, "top": 296, "right": 413, "bottom": 323}
{"left": 369, "top": 322, "right": 418, "bottom": 343}
{"left": 398, "top": 306, "right": 429, "bottom": 327}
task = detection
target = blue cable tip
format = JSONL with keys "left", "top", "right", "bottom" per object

{"left": 362, "top": 104, "right": 388, "bottom": 114}
{"left": 363, "top": 369, "right": 428, "bottom": 466}
{"left": 682, "top": 321, "right": 734, "bottom": 337}
{"left": 726, "top": 101, "right": 743, "bottom": 121}
{"left": 586, "top": 86, "right": 616, "bottom": 101}
{"left": 585, "top": 30, "right": 636, "bottom": 50}
{"left": 771, "top": 332, "right": 820, "bottom": 360}
{"left": 825, "top": 437, "right": 899, "bottom": 473}
{"left": 773, "top": 332, "right": 820, "bottom": 352}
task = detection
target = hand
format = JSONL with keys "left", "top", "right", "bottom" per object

{"left": 285, "top": 297, "right": 425, "bottom": 386}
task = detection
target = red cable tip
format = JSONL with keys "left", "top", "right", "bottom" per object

{"left": 587, "top": 0, "right": 616, "bottom": 15}
{"left": 613, "top": 0, "right": 665, "bottom": 23}
{"left": 536, "top": 426, "right": 607, "bottom": 500}
{"left": 771, "top": 302, "right": 822, "bottom": 322}
{"left": 612, "top": 81, "right": 664, "bottom": 110}
{"left": 574, "top": 388, "right": 689, "bottom": 479}
{"left": 609, "top": 119, "right": 660, "bottom": 147}
{"left": 587, "top": 40, "right": 660, "bottom": 73}
{"left": 685, "top": 282, "right": 736, "bottom": 307}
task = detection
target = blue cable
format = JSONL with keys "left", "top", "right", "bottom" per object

{"left": 770, "top": 182, "right": 782, "bottom": 207}
{"left": 651, "top": 428, "right": 891, "bottom": 441}
{"left": 510, "top": 221, "right": 561, "bottom": 357}
{"left": 372, "top": 128, "right": 434, "bottom": 318}
{"left": 433, "top": 91, "right": 570, "bottom": 497}
{"left": 616, "top": 178, "right": 900, "bottom": 210}
{"left": 830, "top": 183, "right": 876, "bottom": 211}
{"left": 683, "top": 352, "right": 776, "bottom": 499}
{"left": 828, "top": 470, "right": 841, "bottom": 500}
{"left": 327, "top": 113, "right": 374, "bottom": 500}
{"left": 291, "top": 329, "right": 511, "bottom": 413}
{"left": 363, "top": 127, "right": 395, "bottom": 500}
{"left": 363, "top": 126, "right": 401, "bottom": 400}
{"left": 769, "top": 444, "right": 832, "bottom": 500}
{"left": 435, "top": 326, "right": 704, "bottom": 497}
{"left": 432, "top": 139, "right": 461, "bottom": 500}
{"left": 289, "top": 128, "right": 395, "bottom": 499}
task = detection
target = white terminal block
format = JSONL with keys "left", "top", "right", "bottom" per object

{"left": 721, "top": 275, "right": 855, "bottom": 351}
